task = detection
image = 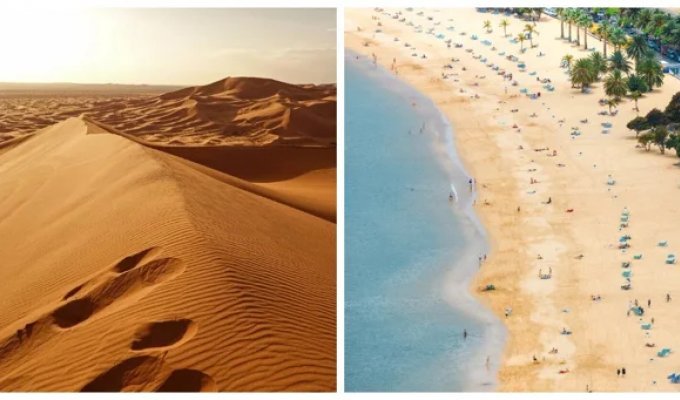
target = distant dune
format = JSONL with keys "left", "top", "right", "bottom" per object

{"left": 1, "top": 77, "right": 337, "bottom": 148}
{"left": 0, "top": 77, "right": 336, "bottom": 391}
{"left": 0, "top": 82, "right": 182, "bottom": 96}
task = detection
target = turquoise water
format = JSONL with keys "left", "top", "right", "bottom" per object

{"left": 345, "top": 51, "right": 505, "bottom": 392}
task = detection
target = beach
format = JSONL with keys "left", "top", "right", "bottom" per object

{"left": 346, "top": 7, "right": 680, "bottom": 392}
{"left": 0, "top": 78, "right": 336, "bottom": 391}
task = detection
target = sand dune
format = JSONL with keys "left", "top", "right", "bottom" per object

{"left": 1, "top": 77, "right": 336, "bottom": 147}
{"left": 0, "top": 76, "right": 336, "bottom": 392}
{"left": 89, "top": 76, "right": 337, "bottom": 146}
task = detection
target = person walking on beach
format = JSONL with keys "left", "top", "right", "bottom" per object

{"left": 468, "top": 178, "right": 473, "bottom": 192}
{"left": 463, "top": 329, "right": 468, "bottom": 340}
{"left": 667, "top": 293, "right": 672, "bottom": 302}
{"left": 622, "top": 367, "right": 626, "bottom": 377}
{"left": 648, "top": 299, "right": 651, "bottom": 308}
{"left": 617, "top": 369, "right": 621, "bottom": 377}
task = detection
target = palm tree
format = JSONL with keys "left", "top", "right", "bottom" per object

{"left": 557, "top": 8, "right": 566, "bottom": 39}
{"left": 571, "top": 58, "right": 597, "bottom": 92}
{"left": 574, "top": 9, "right": 582, "bottom": 45}
{"left": 626, "top": 34, "right": 651, "bottom": 68}
{"left": 646, "top": 12, "right": 669, "bottom": 48}
{"left": 517, "top": 33, "right": 526, "bottom": 51}
{"left": 606, "top": 97, "right": 620, "bottom": 114}
{"left": 636, "top": 8, "right": 654, "bottom": 32}
{"left": 566, "top": 9, "right": 575, "bottom": 42}
{"left": 608, "top": 50, "right": 631, "bottom": 74}
{"left": 604, "top": 69, "right": 628, "bottom": 100}
{"left": 483, "top": 20, "right": 492, "bottom": 33}
{"left": 589, "top": 51, "right": 607, "bottom": 79}
{"left": 636, "top": 55, "right": 664, "bottom": 90}
{"left": 597, "top": 21, "right": 612, "bottom": 58}
{"left": 524, "top": 24, "right": 538, "bottom": 48}
{"left": 610, "top": 28, "right": 627, "bottom": 51}
{"left": 499, "top": 19, "right": 510, "bottom": 37}
{"left": 630, "top": 90, "right": 642, "bottom": 113}
{"left": 562, "top": 54, "right": 574, "bottom": 71}
{"left": 578, "top": 13, "right": 593, "bottom": 50}
{"left": 627, "top": 73, "right": 650, "bottom": 94}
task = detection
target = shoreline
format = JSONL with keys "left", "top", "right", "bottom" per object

{"left": 345, "top": 52, "right": 504, "bottom": 391}
{"left": 346, "top": 7, "right": 680, "bottom": 392}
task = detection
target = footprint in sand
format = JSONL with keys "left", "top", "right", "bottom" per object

{"left": 80, "top": 355, "right": 216, "bottom": 392}
{"left": 80, "top": 320, "right": 212, "bottom": 392}
{"left": 0, "top": 247, "right": 183, "bottom": 366}
{"left": 52, "top": 249, "right": 184, "bottom": 329}
{"left": 130, "top": 319, "right": 198, "bottom": 352}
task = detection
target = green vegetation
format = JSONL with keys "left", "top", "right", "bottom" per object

{"left": 517, "top": 33, "right": 526, "bottom": 51}
{"left": 499, "top": 19, "right": 510, "bottom": 37}
{"left": 608, "top": 50, "right": 631, "bottom": 74}
{"left": 523, "top": 24, "right": 538, "bottom": 48}
{"left": 570, "top": 58, "right": 597, "bottom": 91}
{"left": 604, "top": 69, "right": 628, "bottom": 99}
{"left": 628, "top": 95, "right": 680, "bottom": 157}
{"left": 559, "top": 9, "right": 669, "bottom": 117}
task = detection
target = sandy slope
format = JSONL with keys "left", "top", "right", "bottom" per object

{"left": 347, "top": 7, "right": 680, "bottom": 392}
{"left": 0, "top": 78, "right": 336, "bottom": 391}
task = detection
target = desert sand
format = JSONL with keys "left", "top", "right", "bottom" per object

{"left": 0, "top": 77, "right": 336, "bottom": 391}
{"left": 347, "top": 7, "right": 680, "bottom": 392}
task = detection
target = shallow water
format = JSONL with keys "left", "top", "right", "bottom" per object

{"left": 345, "top": 50, "right": 506, "bottom": 392}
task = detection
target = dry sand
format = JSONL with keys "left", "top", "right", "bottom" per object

{"left": 347, "top": 7, "right": 680, "bottom": 392}
{"left": 0, "top": 77, "right": 336, "bottom": 391}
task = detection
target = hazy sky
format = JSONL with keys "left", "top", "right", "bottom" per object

{"left": 0, "top": 8, "right": 336, "bottom": 85}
